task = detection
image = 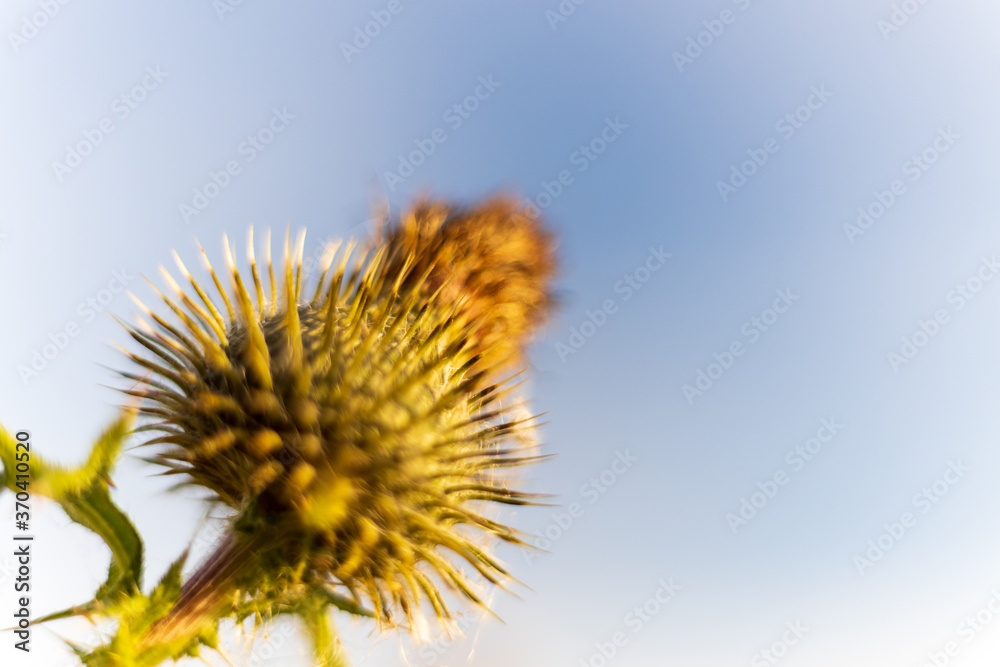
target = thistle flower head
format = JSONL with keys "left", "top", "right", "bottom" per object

{"left": 381, "top": 197, "right": 556, "bottom": 372}
{"left": 121, "top": 198, "right": 555, "bottom": 629}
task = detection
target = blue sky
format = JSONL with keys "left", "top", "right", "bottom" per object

{"left": 3, "top": 1, "right": 1000, "bottom": 665}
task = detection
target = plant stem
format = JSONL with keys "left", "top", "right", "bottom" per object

{"left": 301, "top": 592, "right": 352, "bottom": 667}
{"left": 131, "top": 528, "right": 353, "bottom": 667}
{"left": 137, "top": 530, "right": 263, "bottom": 657}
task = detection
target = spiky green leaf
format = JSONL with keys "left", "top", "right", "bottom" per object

{"left": 0, "top": 412, "right": 143, "bottom": 616}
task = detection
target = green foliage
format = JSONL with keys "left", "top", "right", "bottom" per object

{"left": 0, "top": 413, "right": 143, "bottom": 618}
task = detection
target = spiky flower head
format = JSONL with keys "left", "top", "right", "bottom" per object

{"left": 380, "top": 197, "right": 556, "bottom": 373}
{"left": 121, "top": 198, "right": 555, "bottom": 630}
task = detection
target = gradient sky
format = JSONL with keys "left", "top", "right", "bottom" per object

{"left": 3, "top": 1, "right": 1000, "bottom": 665}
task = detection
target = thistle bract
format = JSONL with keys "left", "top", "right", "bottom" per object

{"left": 122, "top": 198, "right": 555, "bottom": 630}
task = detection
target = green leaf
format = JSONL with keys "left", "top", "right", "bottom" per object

{"left": 0, "top": 411, "right": 144, "bottom": 618}
{"left": 146, "top": 550, "right": 186, "bottom": 613}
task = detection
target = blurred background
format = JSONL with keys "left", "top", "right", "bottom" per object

{"left": 3, "top": 1, "right": 1000, "bottom": 665}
